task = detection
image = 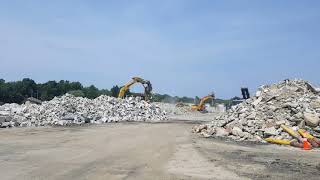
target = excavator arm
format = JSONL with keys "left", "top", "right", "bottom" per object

{"left": 118, "top": 77, "right": 152, "bottom": 100}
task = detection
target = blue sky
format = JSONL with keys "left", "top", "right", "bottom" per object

{"left": 1, "top": 0, "right": 320, "bottom": 98}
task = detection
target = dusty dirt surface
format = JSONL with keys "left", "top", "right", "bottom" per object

{"left": 169, "top": 112, "right": 222, "bottom": 122}
{"left": 0, "top": 121, "right": 319, "bottom": 180}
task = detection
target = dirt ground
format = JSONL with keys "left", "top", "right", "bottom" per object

{"left": 0, "top": 121, "right": 319, "bottom": 180}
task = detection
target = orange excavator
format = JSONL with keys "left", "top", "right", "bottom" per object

{"left": 191, "top": 93, "right": 215, "bottom": 112}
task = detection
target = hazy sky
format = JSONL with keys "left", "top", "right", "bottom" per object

{"left": 1, "top": 0, "right": 320, "bottom": 98}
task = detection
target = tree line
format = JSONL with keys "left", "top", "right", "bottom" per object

{"left": 0, "top": 78, "right": 112, "bottom": 104}
{"left": 0, "top": 78, "right": 206, "bottom": 104}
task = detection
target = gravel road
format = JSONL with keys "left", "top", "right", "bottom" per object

{"left": 0, "top": 121, "right": 319, "bottom": 180}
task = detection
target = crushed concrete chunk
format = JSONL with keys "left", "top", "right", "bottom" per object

{"left": 263, "top": 127, "right": 278, "bottom": 137}
{"left": 231, "top": 127, "right": 245, "bottom": 137}
{"left": 215, "top": 127, "right": 229, "bottom": 137}
{"left": 304, "top": 112, "right": 320, "bottom": 127}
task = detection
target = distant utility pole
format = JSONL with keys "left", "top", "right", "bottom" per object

{"left": 211, "top": 91, "right": 214, "bottom": 106}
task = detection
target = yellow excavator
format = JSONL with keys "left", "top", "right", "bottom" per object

{"left": 191, "top": 94, "right": 215, "bottom": 112}
{"left": 118, "top": 77, "right": 152, "bottom": 100}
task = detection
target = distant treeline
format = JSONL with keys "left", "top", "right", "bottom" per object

{"left": 0, "top": 78, "right": 230, "bottom": 105}
{"left": 0, "top": 78, "right": 109, "bottom": 103}
{"left": 151, "top": 93, "right": 195, "bottom": 104}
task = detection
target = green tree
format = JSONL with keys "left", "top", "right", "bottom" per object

{"left": 195, "top": 96, "right": 200, "bottom": 104}
{"left": 21, "top": 78, "right": 37, "bottom": 97}
{"left": 69, "top": 81, "right": 83, "bottom": 90}
{"left": 100, "top": 89, "right": 112, "bottom": 96}
{"left": 0, "top": 79, "right": 5, "bottom": 102}
{"left": 83, "top": 85, "right": 100, "bottom": 99}
{"left": 68, "top": 90, "right": 85, "bottom": 97}
{"left": 111, "top": 85, "right": 120, "bottom": 97}
{"left": 38, "top": 81, "right": 59, "bottom": 100}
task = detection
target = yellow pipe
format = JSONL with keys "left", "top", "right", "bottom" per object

{"left": 298, "top": 129, "right": 313, "bottom": 139}
{"left": 265, "top": 138, "right": 291, "bottom": 145}
{"left": 280, "top": 125, "right": 303, "bottom": 142}
{"left": 298, "top": 129, "right": 320, "bottom": 148}
{"left": 280, "top": 125, "right": 295, "bottom": 137}
{"left": 265, "top": 138, "right": 303, "bottom": 148}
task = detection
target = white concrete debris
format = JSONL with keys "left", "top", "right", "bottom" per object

{"left": 193, "top": 79, "right": 320, "bottom": 142}
{"left": 154, "top": 102, "right": 223, "bottom": 121}
{"left": 303, "top": 112, "right": 320, "bottom": 127}
{"left": 153, "top": 102, "right": 191, "bottom": 115}
{"left": 154, "top": 102, "right": 225, "bottom": 115}
{"left": 0, "top": 94, "right": 167, "bottom": 128}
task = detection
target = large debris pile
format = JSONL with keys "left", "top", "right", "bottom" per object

{"left": 0, "top": 94, "right": 167, "bottom": 128}
{"left": 193, "top": 79, "right": 320, "bottom": 142}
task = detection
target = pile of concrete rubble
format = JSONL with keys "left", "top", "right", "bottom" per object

{"left": 0, "top": 94, "right": 167, "bottom": 128}
{"left": 193, "top": 79, "right": 320, "bottom": 142}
